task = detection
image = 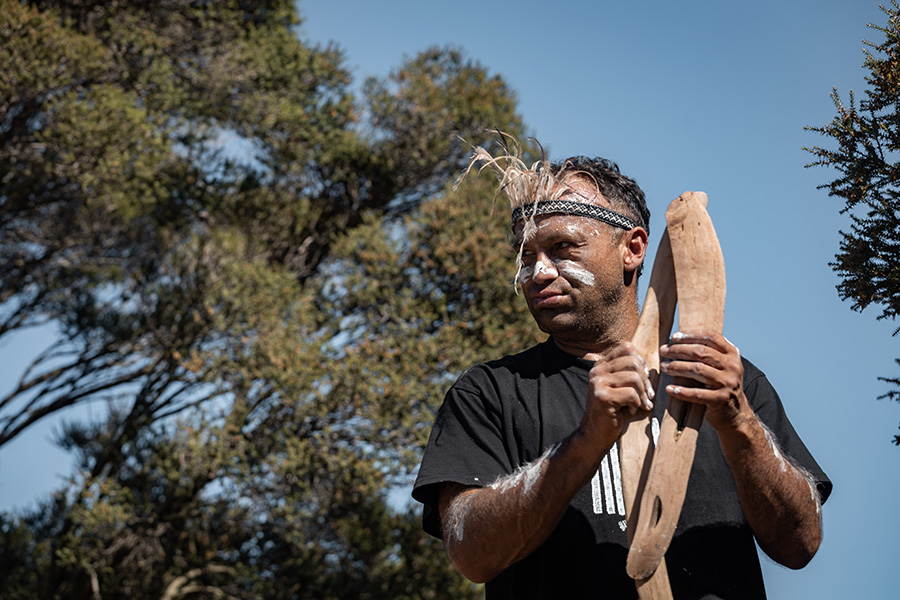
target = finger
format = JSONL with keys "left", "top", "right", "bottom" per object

{"left": 664, "top": 383, "right": 739, "bottom": 404}
{"left": 669, "top": 330, "right": 731, "bottom": 353}
{"left": 660, "top": 359, "right": 716, "bottom": 386}
{"left": 665, "top": 383, "right": 715, "bottom": 406}
{"left": 659, "top": 343, "right": 728, "bottom": 370}
{"left": 599, "top": 342, "right": 650, "bottom": 372}
{"left": 593, "top": 357, "right": 655, "bottom": 404}
{"left": 599, "top": 354, "right": 652, "bottom": 382}
{"left": 721, "top": 335, "right": 740, "bottom": 354}
{"left": 592, "top": 370, "right": 652, "bottom": 405}
{"left": 590, "top": 369, "right": 654, "bottom": 411}
{"left": 665, "top": 384, "right": 745, "bottom": 414}
{"left": 593, "top": 351, "right": 652, "bottom": 385}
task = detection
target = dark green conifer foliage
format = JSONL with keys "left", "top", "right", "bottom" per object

{"left": 805, "top": 0, "right": 900, "bottom": 444}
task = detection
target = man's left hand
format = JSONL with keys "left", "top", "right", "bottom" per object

{"left": 658, "top": 330, "right": 752, "bottom": 432}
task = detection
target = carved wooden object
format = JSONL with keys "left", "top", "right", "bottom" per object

{"left": 619, "top": 226, "right": 677, "bottom": 599}
{"left": 619, "top": 192, "right": 725, "bottom": 600}
{"left": 624, "top": 191, "right": 726, "bottom": 581}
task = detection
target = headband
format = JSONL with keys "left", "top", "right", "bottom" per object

{"left": 510, "top": 199, "right": 638, "bottom": 230}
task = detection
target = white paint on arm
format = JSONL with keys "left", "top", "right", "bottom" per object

{"left": 758, "top": 417, "right": 823, "bottom": 515}
{"left": 445, "top": 443, "right": 562, "bottom": 545}
{"left": 445, "top": 491, "right": 473, "bottom": 543}
{"left": 490, "top": 442, "right": 561, "bottom": 496}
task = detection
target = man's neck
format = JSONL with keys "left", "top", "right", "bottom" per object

{"left": 550, "top": 338, "right": 601, "bottom": 362}
{"left": 550, "top": 308, "right": 639, "bottom": 362}
{"left": 550, "top": 337, "right": 613, "bottom": 362}
{"left": 551, "top": 331, "right": 636, "bottom": 363}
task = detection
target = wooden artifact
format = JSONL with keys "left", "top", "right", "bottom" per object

{"left": 619, "top": 227, "right": 677, "bottom": 599}
{"left": 619, "top": 191, "right": 726, "bottom": 593}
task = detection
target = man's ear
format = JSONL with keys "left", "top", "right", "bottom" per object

{"left": 623, "top": 227, "right": 648, "bottom": 273}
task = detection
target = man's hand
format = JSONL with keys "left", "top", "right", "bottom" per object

{"left": 658, "top": 329, "right": 823, "bottom": 568}
{"left": 581, "top": 342, "right": 655, "bottom": 451}
{"left": 437, "top": 342, "right": 658, "bottom": 583}
{"left": 658, "top": 330, "right": 751, "bottom": 432}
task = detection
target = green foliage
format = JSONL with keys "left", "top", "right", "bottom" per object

{"left": 805, "top": 1, "right": 900, "bottom": 444}
{"left": 0, "top": 0, "right": 536, "bottom": 596}
{"left": 364, "top": 47, "right": 525, "bottom": 206}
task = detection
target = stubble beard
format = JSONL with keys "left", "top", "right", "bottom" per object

{"left": 532, "top": 280, "right": 629, "bottom": 347}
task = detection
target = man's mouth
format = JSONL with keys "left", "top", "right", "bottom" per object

{"left": 530, "top": 290, "right": 567, "bottom": 309}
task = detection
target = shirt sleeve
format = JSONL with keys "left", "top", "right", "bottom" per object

{"left": 411, "top": 365, "right": 514, "bottom": 539}
{"left": 743, "top": 359, "right": 833, "bottom": 504}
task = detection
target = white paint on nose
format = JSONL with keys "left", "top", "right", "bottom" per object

{"left": 534, "top": 259, "right": 555, "bottom": 278}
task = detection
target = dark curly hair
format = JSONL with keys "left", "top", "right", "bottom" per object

{"left": 548, "top": 156, "right": 650, "bottom": 236}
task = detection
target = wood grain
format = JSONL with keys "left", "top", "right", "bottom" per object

{"left": 619, "top": 227, "right": 677, "bottom": 598}
{"left": 625, "top": 191, "right": 726, "bottom": 580}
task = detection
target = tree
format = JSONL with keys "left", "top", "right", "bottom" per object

{"left": 0, "top": 168, "right": 539, "bottom": 599}
{"left": 805, "top": 0, "right": 900, "bottom": 444}
{"left": 0, "top": 0, "right": 540, "bottom": 597}
{"left": 0, "top": 0, "right": 523, "bottom": 452}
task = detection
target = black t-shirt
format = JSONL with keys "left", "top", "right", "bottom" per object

{"left": 412, "top": 340, "right": 832, "bottom": 600}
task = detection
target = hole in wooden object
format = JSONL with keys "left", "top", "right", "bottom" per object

{"left": 651, "top": 495, "right": 663, "bottom": 528}
{"left": 676, "top": 405, "right": 689, "bottom": 434}
{"left": 673, "top": 394, "right": 689, "bottom": 437}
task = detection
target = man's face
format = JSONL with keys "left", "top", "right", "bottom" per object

{"left": 514, "top": 180, "right": 632, "bottom": 343}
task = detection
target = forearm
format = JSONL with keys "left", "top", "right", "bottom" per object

{"left": 716, "top": 409, "right": 822, "bottom": 568}
{"left": 660, "top": 333, "right": 823, "bottom": 567}
{"left": 440, "top": 430, "right": 608, "bottom": 583}
{"left": 438, "top": 342, "right": 654, "bottom": 583}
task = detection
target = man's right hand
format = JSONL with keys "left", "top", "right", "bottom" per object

{"left": 580, "top": 342, "right": 654, "bottom": 451}
{"left": 438, "top": 342, "right": 655, "bottom": 584}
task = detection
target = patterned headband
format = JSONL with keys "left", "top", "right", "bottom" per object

{"left": 510, "top": 199, "right": 638, "bottom": 230}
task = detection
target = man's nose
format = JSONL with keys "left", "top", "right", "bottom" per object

{"left": 532, "top": 254, "right": 559, "bottom": 283}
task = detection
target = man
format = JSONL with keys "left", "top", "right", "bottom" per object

{"left": 412, "top": 155, "right": 831, "bottom": 599}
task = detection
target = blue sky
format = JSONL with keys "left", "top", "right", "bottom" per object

{"left": 1, "top": 1, "right": 897, "bottom": 598}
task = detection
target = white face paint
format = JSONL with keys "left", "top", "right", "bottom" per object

{"left": 517, "top": 256, "right": 596, "bottom": 288}
{"left": 514, "top": 212, "right": 607, "bottom": 289}
{"left": 566, "top": 221, "right": 601, "bottom": 239}
{"left": 557, "top": 260, "right": 595, "bottom": 286}
{"left": 517, "top": 265, "right": 534, "bottom": 285}
{"left": 533, "top": 259, "right": 554, "bottom": 279}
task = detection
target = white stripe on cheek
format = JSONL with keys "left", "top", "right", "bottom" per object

{"left": 558, "top": 260, "right": 595, "bottom": 286}
{"left": 518, "top": 265, "right": 534, "bottom": 284}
